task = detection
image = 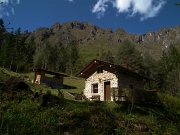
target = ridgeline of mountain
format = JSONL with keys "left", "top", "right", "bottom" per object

{"left": 24, "top": 21, "right": 180, "bottom": 59}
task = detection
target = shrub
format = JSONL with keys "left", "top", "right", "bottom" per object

{"left": 46, "top": 90, "right": 51, "bottom": 94}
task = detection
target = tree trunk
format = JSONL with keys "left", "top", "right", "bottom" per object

{"left": 9, "top": 56, "right": 14, "bottom": 71}
{"left": 16, "top": 64, "right": 19, "bottom": 73}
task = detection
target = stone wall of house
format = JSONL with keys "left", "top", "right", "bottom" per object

{"left": 84, "top": 70, "right": 118, "bottom": 101}
{"left": 118, "top": 73, "right": 144, "bottom": 90}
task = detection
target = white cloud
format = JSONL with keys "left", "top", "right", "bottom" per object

{"left": 1, "top": 0, "right": 9, "bottom": 4}
{"left": 0, "top": 0, "right": 20, "bottom": 17}
{"left": 17, "top": 0, "right": 20, "bottom": 4}
{"left": 68, "top": 0, "right": 73, "bottom": 2}
{"left": 92, "top": 0, "right": 109, "bottom": 18}
{"left": 11, "top": 7, "right": 14, "bottom": 14}
{"left": 92, "top": 0, "right": 166, "bottom": 21}
{"left": 5, "top": 11, "right": 10, "bottom": 16}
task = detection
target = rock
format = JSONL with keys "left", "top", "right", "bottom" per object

{"left": 1, "top": 76, "right": 33, "bottom": 94}
{"left": 70, "top": 21, "right": 86, "bottom": 30}
{"left": 115, "top": 28, "right": 126, "bottom": 36}
{"left": 74, "top": 94, "right": 82, "bottom": 100}
{"left": 0, "top": 81, "right": 4, "bottom": 87}
{"left": 51, "top": 22, "right": 61, "bottom": 33}
{"left": 105, "top": 28, "right": 113, "bottom": 33}
{"left": 31, "top": 27, "right": 51, "bottom": 41}
{"left": 34, "top": 92, "right": 61, "bottom": 106}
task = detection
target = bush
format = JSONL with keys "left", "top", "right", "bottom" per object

{"left": 46, "top": 90, "right": 51, "bottom": 94}
{"left": 58, "top": 89, "right": 64, "bottom": 99}
{"left": 157, "top": 92, "right": 180, "bottom": 110}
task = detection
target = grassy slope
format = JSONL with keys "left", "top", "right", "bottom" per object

{"left": 0, "top": 68, "right": 180, "bottom": 135}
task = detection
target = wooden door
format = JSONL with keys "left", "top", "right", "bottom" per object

{"left": 104, "top": 81, "right": 111, "bottom": 101}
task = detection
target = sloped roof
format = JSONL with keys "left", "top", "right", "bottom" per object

{"left": 77, "top": 59, "right": 152, "bottom": 80}
{"left": 30, "top": 68, "right": 69, "bottom": 77}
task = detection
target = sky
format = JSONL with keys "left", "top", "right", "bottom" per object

{"left": 0, "top": 0, "right": 180, "bottom": 34}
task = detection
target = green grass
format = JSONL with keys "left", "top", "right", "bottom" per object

{"left": 79, "top": 41, "right": 121, "bottom": 62}
{"left": 1, "top": 96, "right": 180, "bottom": 135}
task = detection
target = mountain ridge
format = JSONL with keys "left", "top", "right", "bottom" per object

{"left": 23, "top": 21, "right": 180, "bottom": 60}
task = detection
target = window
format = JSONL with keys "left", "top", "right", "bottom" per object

{"left": 123, "top": 72, "right": 127, "bottom": 75}
{"left": 129, "top": 84, "right": 134, "bottom": 89}
{"left": 92, "top": 83, "right": 98, "bottom": 93}
{"left": 97, "top": 66, "right": 103, "bottom": 74}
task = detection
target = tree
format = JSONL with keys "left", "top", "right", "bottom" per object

{"left": 25, "top": 36, "right": 36, "bottom": 66}
{"left": 2, "top": 31, "right": 16, "bottom": 70}
{"left": 0, "top": 19, "right": 5, "bottom": 49}
{"left": 47, "top": 45, "right": 59, "bottom": 71}
{"left": 157, "top": 44, "right": 180, "bottom": 97}
{"left": 0, "top": 19, "right": 5, "bottom": 64}
{"left": 57, "top": 46, "right": 69, "bottom": 73}
{"left": 14, "top": 27, "right": 24, "bottom": 72}
{"left": 37, "top": 41, "right": 52, "bottom": 70}
{"left": 0, "top": 27, "right": 36, "bottom": 72}
{"left": 141, "top": 52, "right": 158, "bottom": 77}
{"left": 165, "top": 69, "right": 180, "bottom": 97}
{"left": 116, "top": 40, "right": 143, "bottom": 72}
{"left": 99, "top": 50, "right": 114, "bottom": 63}
{"left": 67, "top": 44, "right": 80, "bottom": 75}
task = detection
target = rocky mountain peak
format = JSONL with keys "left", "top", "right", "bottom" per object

{"left": 50, "top": 22, "right": 61, "bottom": 33}
{"left": 70, "top": 21, "right": 86, "bottom": 30}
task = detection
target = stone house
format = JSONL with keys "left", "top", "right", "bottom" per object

{"left": 77, "top": 59, "right": 152, "bottom": 101}
{"left": 30, "top": 68, "right": 69, "bottom": 88}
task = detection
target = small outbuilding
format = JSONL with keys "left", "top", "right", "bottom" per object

{"left": 77, "top": 59, "right": 152, "bottom": 101}
{"left": 30, "top": 68, "right": 69, "bottom": 88}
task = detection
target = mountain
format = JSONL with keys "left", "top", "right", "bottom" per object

{"left": 23, "top": 21, "right": 180, "bottom": 60}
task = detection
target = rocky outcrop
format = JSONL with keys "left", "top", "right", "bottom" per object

{"left": 1, "top": 76, "right": 33, "bottom": 94}
{"left": 50, "top": 22, "right": 61, "bottom": 33}
{"left": 132, "top": 26, "right": 180, "bottom": 45}
{"left": 70, "top": 21, "right": 86, "bottom": 30}
{"left": 32, "top": 27, "right": 52, "bottom": 41}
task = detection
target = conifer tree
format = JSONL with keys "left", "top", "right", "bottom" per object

{"left": 0, "top": 19, "right": 5, "bottom": 50}
{"left": 68, "top": 44, "right": 79, "bottom": 75}
{"left": 99, "top": 50, "right": 114, "bottom": 63}
{"left": 116, "top": 40, "right": 143, "bottom": 72}
{"left": 25, "top": 36, "right": 36, "bottom": 67}
{"left": 158, "top": 44, "right": 180, "bottom": 97}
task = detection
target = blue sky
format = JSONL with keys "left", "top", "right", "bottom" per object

{"left": 0, "top": 0, "right": 180, "bottom": 34}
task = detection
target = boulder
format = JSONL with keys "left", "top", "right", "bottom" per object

{"left": 0, "top": 81, "right": 4, "bottom": 87}
{"left": 1, "top": 76, "right": 33, "bottom": 94}
{"left": 34, "top": 92, "right": 61, "bottom": 106}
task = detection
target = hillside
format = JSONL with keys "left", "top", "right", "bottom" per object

{"left": 24, "top": 21, "right": 180, "bottom": 60}
{"left": 0, "top": 68, "right": 180, "bottom": 135}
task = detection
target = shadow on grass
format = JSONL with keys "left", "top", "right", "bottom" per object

{"left": 65, "top": 99, "right": 109, "bottom": 108}
{"left": 63, "top": 84, "right": 76, "bottom": 89}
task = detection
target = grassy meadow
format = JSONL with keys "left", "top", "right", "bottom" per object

{"left": 0, "top": 68, "right": 180, "bottom": 135}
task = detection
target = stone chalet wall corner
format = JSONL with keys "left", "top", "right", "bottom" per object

{"left": 84, "top": 70, "right": 118, "bottom": 101}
